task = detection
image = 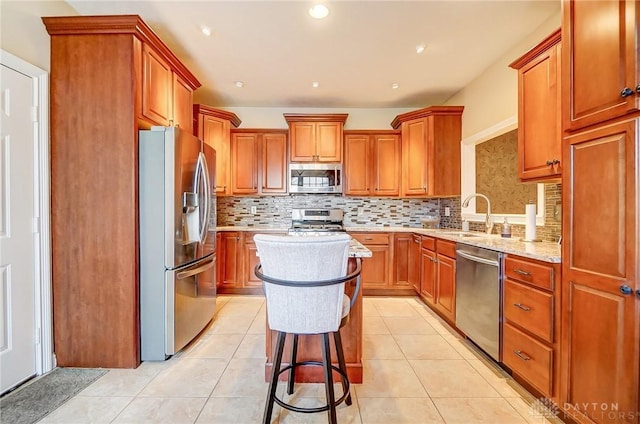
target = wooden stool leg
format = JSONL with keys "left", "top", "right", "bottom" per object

{"left": 263, "top": 331, "right": 286, "bottom": 424}
{"left": 287, "top": 334, "right": 298, "bottom": 395}
{"left": 333, "top": 330, "right": 352, "bottom": 405}
{"left": 321, "top": 333, "right": 337, "bottom": 424}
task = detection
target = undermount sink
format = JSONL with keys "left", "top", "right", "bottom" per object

{"left": 439, "top": 231, "right": 484, "bottom": 238}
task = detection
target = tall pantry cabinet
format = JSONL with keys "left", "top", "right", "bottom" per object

{"left": 43, "top": 15, "right": 200, "bottom": 368}
{"left": 560, "top": 1, "right": 639, "bottom": 423}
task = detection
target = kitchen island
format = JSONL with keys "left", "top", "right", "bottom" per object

{"left": 263, "top": 237, "right": 371, "bottom": 384}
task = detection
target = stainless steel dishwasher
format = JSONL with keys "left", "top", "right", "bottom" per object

{"left": 455, "top": 243, "right": 503, "bottom": 361}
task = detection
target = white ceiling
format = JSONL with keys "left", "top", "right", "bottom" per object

{"left": 65, "top": 0, "right": 560, "bottom": 108}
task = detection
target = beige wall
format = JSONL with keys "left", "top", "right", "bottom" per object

{"left": 1, "top": 0, "right": 77, "bottom": 71}
{"left": 445, "top": 10, "right": 561, "bottom": 140}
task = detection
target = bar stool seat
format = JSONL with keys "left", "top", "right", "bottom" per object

{"left": 254, "top": 234, "right": 362, "bottom": 424}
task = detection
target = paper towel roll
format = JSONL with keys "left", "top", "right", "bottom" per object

{"left": 525, "top": 203, "right": 537, "bottom": 241}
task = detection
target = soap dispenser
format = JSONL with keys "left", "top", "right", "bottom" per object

{"left": 501, "top": 217, "right": 511, "bottom": 238}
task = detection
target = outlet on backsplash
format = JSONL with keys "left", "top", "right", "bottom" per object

{"left": 250, "top": 206, "right": 257, "bottom": 214}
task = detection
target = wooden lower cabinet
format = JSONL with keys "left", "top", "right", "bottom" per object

{"left": 434, "top": 249, "right": 456, "bottom": 323}
{"left": 409, "top": 234, "right": 421, "bottom": 292}
{"left": 560, "top": 118, "right": 639, "bottom": 423}
{"left": 393, "top": 234, "right": 412, "bottom": 289}
{"left": 502, "top": 254, "right": 560, "bottom": 403}
{"left": 350, "top": 233, "right": 390, "bottom": 290}
{"left": 420, "top": 238, "right": 437, "bottom": 305}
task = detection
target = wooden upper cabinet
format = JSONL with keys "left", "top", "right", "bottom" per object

{"left": 561, "top": 118, "right": 639, "bottom": 422}
{"left": 172, "top": 74, "right": 194, "bottom": 133}
{"left": 510, "top": 29, "right": 561, "bottom": 182}
{"left": 344, "top": 131, "right": 400, "bottom": 196}
{"left": 563, "top": 0, "right": 639, "bottom": 131}
{"left": 231, "top": 133, "right": 258, "bottom": 194}
{"left": 42, "top": 15, "right": 200, "bottom": 369}
{"left": 285, "top": 114, "right": 348, "bottom": 162}
{"left": 194, "top": 105, "right": 241, "bottom": 196}
{"left": 231, "top": 129, "right": 288, "bottom": 195}
{"left": 391, "top": 106, "right": 463, "bottom": 197}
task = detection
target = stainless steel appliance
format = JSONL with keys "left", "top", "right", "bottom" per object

{"left": 455, "top": 244, "right": 503, "bottom": 361}
{"left": 139, "top": 126, "right": 217, "bottom": 361}
{"left": 289, "top": 163, "right": 342, "bottom": 194}
{"left": 288, "top": 208, "right": 345, "bottom": 235}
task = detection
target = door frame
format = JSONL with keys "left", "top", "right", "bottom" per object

{"left": 1, "top": 49, "right": 54, "bottom": 376}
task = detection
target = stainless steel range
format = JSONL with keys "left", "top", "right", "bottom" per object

{"left": 288, "top": 208, "right": 345, "bottom": 235}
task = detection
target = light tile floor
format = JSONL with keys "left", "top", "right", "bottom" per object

{"left": 38, "top": 296, "right": 559, "bottom": 424}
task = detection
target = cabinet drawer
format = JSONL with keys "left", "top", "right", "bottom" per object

{"left": 504, "top": 279, "right": 554, "bottom": 343}
{"left": 504, "top": 256, "right": 554, "bottom": 291}
{"left": 503, "top": 323, "right": 553, "bottom": 397}
{"left": 436, "top": 239, "right": 456, "bottom": 258}
{"left": 421, "top": 236, "right": 436, "bottom": 251}
{"left": 351, "top": 233, "right": 389, "bottom": 245}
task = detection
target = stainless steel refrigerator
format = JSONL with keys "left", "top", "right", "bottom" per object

{"left": 139, "top": 126, "right": 216, "bottom": 361}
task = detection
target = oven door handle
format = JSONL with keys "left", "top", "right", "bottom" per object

{"left": 456, "top": 250, "right": 500, "bottom": 267}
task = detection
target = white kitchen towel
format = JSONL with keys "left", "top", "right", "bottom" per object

{"left": 525, "top": 203, "right": 536, "bottom": 241}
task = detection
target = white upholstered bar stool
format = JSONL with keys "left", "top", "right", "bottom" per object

{"left": 253, "top": 233, "right": 362, "bottom": 424}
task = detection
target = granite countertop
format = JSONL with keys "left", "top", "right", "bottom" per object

{"left": 216, "top": 227, "right": 372, "bottom": 258}
{"left": 216, "top": 225, "right": 560, "bottom": 263}
{"left": 345, "top": 226, "right": 561, "bottom": 263}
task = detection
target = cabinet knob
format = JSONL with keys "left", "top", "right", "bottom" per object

{"left": 621, "top": 87, "right": 634, "bottom": 98}
{"left": 636, "top": 289, "right": 640, "bottom": 298}
{"left": 552, "top": 159, "right": 560, "bottom": 165}
{"left": 546, "top": 160, "right": 554, "bottom": 166}
{"left": 620, "top": 285, "right": 633, "bottom": 295}
{"left": 636, "top": 85, "right": 640, "bottom": 93}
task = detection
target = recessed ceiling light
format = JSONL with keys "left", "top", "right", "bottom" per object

{"left": 416, "top": 44, "right": 426, "bottom": 54}
{"left": 200, "top": 25, "right": 212, "bottom": 36}
{"left": 234, "top": 81, "right": 244, "bottom": 88}
{"left": 312, "top": 82, "right": 320, "bottom": 88}
{"left": 309, "top": 4, "right": 329, "bottom": 19}
{"left": 391, "top": 83, "right": 399, "bottom": 89}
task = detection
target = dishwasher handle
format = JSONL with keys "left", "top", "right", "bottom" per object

{"left": 456, "top": 250, "right": 500, "bottom": 267}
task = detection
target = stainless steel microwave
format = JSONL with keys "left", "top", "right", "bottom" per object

{"left": 289, "top": 163, "right": 342, "bottom": 194}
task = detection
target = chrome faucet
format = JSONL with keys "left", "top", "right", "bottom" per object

{"left": 461, "top": 193, "right": 494, "bottom": 235}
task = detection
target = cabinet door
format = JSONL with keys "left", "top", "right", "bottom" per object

{"left": 402, "top": 119, "right": 427, "bottom": 195}
{"left": 392, "top": 234, "right": 411, "bottom": 288}
{"left": 243, "top": 242, "right": 262, "bottom": 287}
{"left": 420, "top": 248, "right": 436, "bottom": 304}
{"left": 200, "top": 115, "right": 231, "bottom": 195}
{"left": 435, "top": 254, "right": 456, "bottom": 323}
{"left": 519, "top": 43, "right": 561, "bottom": 180}
{"left": 563, "top": 0, "right": 639, "bottom": 131}
{"left": 172, "top": 73, "right": 193, "bottom": 134}
{"left": 561, "top": 119, "right": 639, "bottom": 422}
{"left": 408, "top": 235, "right": 421, "bottom": 292}
{"left": 141, "top": 44, "right": 172, "bottom": 126}
{"left": 289, "top": 122, "right": 316, "bottom": 162}
{"left": 261, "top": 132, "right": 288, "bottom": 194}
{"left": 372, "top": 134, "right": 400, "bottom": 196}
{"left": 231, "top": 133, "right": 258, "bottom": 194}
{"left": 361, "top": 245, "right": 390, "bottom": 289}
{"left": 344, "top": 134, "right": 370, "bottom": 195}
{"left": 316, "top": 122, "right": 342, "bottom": 162}
{"left": 220, "top": 232, "right": 241, "bottom": 288}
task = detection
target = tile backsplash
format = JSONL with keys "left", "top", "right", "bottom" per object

{"left": 217, "top": 195, "right": 441, "bottom": 227}
{"left": 217, "top": 183, "right": 561, "bottom": 242}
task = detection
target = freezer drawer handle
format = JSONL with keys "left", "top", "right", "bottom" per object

{"left": 513, "top": 350, "right": 531, "bottom": 361}
{"left": 514, "top": 303, "right": 531, "bottom": 312}
{"left": 177, "top": 258, "right": 215, "bottom": 280}
{"left": 456, "top": 250, "right": 500, "bottom": 267}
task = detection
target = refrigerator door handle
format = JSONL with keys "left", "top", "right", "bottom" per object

{"left": 194, "top": 152, "right": 210, "bottom": 244}
{"left": 176, "top": 256, "right": 215, "bottom": 280}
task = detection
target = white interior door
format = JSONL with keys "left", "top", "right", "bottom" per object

{"left": 0, "top": 63, "right": 37, "bottom": 393}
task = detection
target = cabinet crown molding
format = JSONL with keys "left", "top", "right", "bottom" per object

{"left": 42, "top": 15, "right": 201, "bottom": 90}
{"left": 509, "top": 28, "right": 561, "bottom": 70}
{"left": 390, "top": 106, "right": 464, "bottom": 129}
{"left": 284, "top": 113, "right": 348, "bottom": 123}
{"left": 193, "top": 104, "right": 242, "bottom": 128}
